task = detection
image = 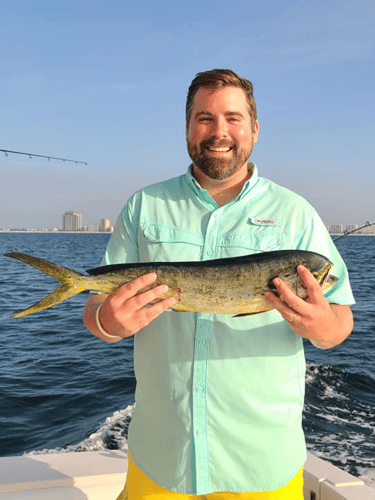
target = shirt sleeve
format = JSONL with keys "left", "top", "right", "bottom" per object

{"left": 101, "top": 194, "right": 140, "bottom": 266}
{"left": 296, "top": 209, "right": 355, "bottom": 306}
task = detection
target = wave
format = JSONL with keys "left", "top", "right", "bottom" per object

{"left": 304, "top": 362, "right": 375, "bottom": 486}
{"left": 25, "top": 404, "right": 135, "bottom": 456}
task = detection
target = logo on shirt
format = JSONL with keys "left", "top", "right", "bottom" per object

{"left": 249, "top": 218, "right": 279, "bottom": 226}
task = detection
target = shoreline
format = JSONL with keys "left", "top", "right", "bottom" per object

{"left": 1, "top": 231, "right": 374, "bottom": 236}
{"left": 0, "top": 230, "right": 112, "bottom": 234}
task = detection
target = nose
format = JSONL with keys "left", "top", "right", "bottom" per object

{"left": 211, "top": 116, "right": 228, "bottom": 138}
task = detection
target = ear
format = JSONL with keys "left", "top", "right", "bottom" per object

{"left": 252, "top": 120, "right": 260, "bottom": 144}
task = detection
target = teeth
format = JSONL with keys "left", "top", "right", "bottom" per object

{"left": 208, "top": 147, "right": 231, "bottom": 152}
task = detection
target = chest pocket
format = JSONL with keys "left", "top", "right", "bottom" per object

{"left": 218, "top": 219, "right": 282, "bottom": 258}
{"left": 139, "top": 223, "right": 204, "bottom": 262}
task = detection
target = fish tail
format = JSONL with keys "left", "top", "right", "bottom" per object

{"left": 4, "top": 252, "right": 88, "bottom": 318}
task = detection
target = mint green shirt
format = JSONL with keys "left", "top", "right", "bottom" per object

{"left": 102, "top": 164, "right": 355, "bottom": 495}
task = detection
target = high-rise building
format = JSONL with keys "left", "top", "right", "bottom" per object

{"left": 100, "top": 218, "right": 110, "bottom": 232}
{"left": 63, "top": 211, "right": 82, "bottom": 231}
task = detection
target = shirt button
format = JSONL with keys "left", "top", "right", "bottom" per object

{"left": 196, "top": 429, "right": 203, "bottom": 436}
{"left": 206, "top": 250, "right": 214, "bottom": 256}
{"left": 196, "top": 385, "right": 204, "bottom": 392}
{"left": 198, "top": 339, "right": 206, "bottom": 345}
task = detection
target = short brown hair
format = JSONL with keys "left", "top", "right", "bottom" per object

{"left": 186, "top": 69, "right": 257, "bottom": 129}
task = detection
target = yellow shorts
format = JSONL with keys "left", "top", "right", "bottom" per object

{"left": 116, "top": 452, "right": 304, "bottom": 500}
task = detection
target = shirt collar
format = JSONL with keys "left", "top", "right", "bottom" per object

{"left": 185, "top": 162, "right": 259, "bottom": 206}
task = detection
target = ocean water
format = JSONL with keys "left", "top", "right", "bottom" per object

{"left": 0, "top": 233, "right": 374, "bottom": 487}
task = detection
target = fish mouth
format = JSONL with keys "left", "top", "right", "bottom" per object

{"left": 316, "top": 263, "right": 337, "bottom": 290}
{"left": 319, "top": 267, "right": 331, "bottom": 286}
{"left": 324, "top": 274, "right": 338, "bottom": 288}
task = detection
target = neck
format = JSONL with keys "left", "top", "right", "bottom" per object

{"left": 192, "top": 163, "right": 253, "bottom": 207}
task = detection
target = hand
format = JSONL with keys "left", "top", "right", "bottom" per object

{"left": 265, "top": 265, "right": 353, "bottom": 349}
{"left": 87, "top": 272, "right": 178, "bottom": 339}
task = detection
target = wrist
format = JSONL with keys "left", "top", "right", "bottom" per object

{"left": 95, "top": 303, "right": 122, "bottom": 343}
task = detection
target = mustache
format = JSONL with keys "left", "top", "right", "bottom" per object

{"left": 200, "top": 137, "right": 236, "bottom": 149}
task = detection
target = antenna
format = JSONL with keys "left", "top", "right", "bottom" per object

{"left": 1, "top": 149, "right": 87, "bottom": 165}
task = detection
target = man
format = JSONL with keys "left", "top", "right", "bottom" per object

{"left": 84, "top": 69, "right": 354, "bottom": 499}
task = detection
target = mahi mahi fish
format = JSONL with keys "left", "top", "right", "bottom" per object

{"left": 4, "top": 250, "right": 337, "bottom": 319}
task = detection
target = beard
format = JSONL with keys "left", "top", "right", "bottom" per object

{"left": 187, "top": 137, "right": 253, "bottom": 180}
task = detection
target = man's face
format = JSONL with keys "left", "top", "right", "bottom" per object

{"left": 186, "top": 86, "right": 259, "bottom": 180}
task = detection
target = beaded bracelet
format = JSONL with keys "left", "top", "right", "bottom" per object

{"left": 95, "top": 303, "right": 122, "bottom": 342}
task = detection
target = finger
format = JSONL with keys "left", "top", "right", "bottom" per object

{"left": 110, "top": 272, "right": 158, "bottom": 305}
{"left": 296, "top": 266, "right": 325, "bottom": 309}
{"left": 127, "top": 283, "right": 170, "bottom": 312}
{"left": 297, "top": 265, "right": 324, "bottom": 301}
{"left": 265, "top": 290, "right": 295, "bottom": 315}
{"left": 270, "top": 277, "right": 306, "bottom": 313}
{"left": 132, "top": 296, "right": 178, "bottom": 330}
{"left": 265, "top": 291, "right": 301, "bottom": 323}
{"left": 284, "top": 310, "right": 299, "bottom": 323}
{"left": 101, "top": 286, "right": 177, "bottom": 337}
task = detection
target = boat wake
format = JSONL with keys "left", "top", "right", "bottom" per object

{"left": 25, "top": 404, "right": 135, "bottom": 456}
{"left": 304, "top": 362, "right": 375, "bottom": 487}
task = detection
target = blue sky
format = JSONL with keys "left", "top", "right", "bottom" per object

{"left": 1, "top": 0, "right": 374, "bottom": 229}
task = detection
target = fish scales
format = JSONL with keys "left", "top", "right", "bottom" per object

{"left": 4, "top": 250, "right": 337, "bottom": 318}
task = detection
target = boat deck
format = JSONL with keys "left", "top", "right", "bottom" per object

{"left": 0, "top": 451, "right": 374, "bottom": 499}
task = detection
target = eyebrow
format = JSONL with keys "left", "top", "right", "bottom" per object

{"left": 194, "top": 110, "right": 246, "bottom": 119}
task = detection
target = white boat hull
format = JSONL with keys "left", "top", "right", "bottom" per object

{"left": 0, "top": 451, "right": 374, "bottom": 499}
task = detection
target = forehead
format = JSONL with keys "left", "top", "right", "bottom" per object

{"left": 191, "top": 86, "right": 250, "bottom": 116}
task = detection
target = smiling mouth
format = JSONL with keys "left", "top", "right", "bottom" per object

{"left": 206, "top": 146, "right": 233, "bottom": 153}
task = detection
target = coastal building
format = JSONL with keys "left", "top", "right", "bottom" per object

{"left": 85, "top": 224, "right": 99, "bottom": 232}
{"left": 328, "top": 224, "right": 344, "bottom": 234}
{"left": 327, "top": 223, "right": 375, "bottom": 235}
{"left": 62, "top": 211, "right": 82, "bottom": 231}
{"left": 100, "top": 218, "right": 111, "bottom": 232}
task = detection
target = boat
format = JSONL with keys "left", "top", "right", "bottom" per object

{"left": 0, "top": 450, "right": 374, "bottom": 499}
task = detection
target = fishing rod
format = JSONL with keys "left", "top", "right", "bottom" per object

{"left": 1, "top": 149, "right": 87, "bottom": 165}
{"left": 333, "top": 221, "right": 375, "bottom": 242}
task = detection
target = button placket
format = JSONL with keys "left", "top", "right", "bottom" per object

{"left": 191, "top": 209, "right": 223, "bottom": 493}
{"left": 192, "top": 313, "right": 211, "bottom": 492}
{"left": 203, "top": 210, "right": 222, "bottom": 260}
